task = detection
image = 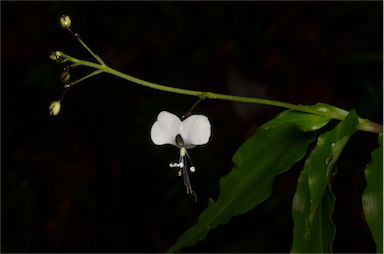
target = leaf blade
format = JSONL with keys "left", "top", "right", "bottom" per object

{"left": 265, "top": 110, "right": 330, "bottom": 132}
{"left": 291, "top": 110, "right": 359, "bottom": 253}
{"left": 362, "top": 134, "right": 383, "bottom": 253}
{"left": 167, "top": 110, "right": 325, "bottom": 252}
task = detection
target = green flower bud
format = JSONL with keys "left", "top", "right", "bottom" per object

{"left": 49, "top": 101, "right": 61, "bottom": 116}
{"left": 49, "top": 51, "right": 65, "bottom": 63}
{"left": 61, "top": 71, "right": 70, "bottom": 83}
{"left": 49, "top": 52, "right": 56, "bottom": 61}
{"left": 60, "top": 15, "right": 71, "bottom": 30}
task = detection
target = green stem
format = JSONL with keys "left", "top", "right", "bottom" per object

{"left": 64, "top": 55, "right": 307, "bottom": 109}
{"left": 62, "top": 54, "right": 383, "bottom": 134}
{"left": 182, "top": 96, "right": 206, "bottom": 119}
{"left": 64, "top": 69, "right": 103, "bottom": 88}
{"left": 77, "top": 36, "right": 106, "bottom": 66}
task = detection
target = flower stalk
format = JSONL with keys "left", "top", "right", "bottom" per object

{"left": 50, "top": 16, "right": 382, "bottom": 134}
{"left": 54, "top": 54, "right": 382, "bottom": 134}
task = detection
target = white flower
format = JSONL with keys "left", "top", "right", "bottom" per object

{"left": 150, "top": 111, "right": 211, "bottom": 147}
{"left": 150, "top": 111, "right": 211, "bottom": 201}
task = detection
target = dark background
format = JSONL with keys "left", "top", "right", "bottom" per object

{"left": 2, "top": 1, "right": 382, "bottom": 253}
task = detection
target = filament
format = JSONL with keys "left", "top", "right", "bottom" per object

{"left": 182, "top": 160, "right": 197, "bottom": 202}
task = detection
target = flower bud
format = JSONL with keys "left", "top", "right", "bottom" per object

{"left": 49, "top": 101, "right": 61, "bottom": 116}
{"left": 49, "top": 51, "right": 65, "bottom": 63}
{"left": 61, "top": 71, "right": 70, "bottom": 83}
{"left": 60, "top": 15, "right": 71, "bottom": 30}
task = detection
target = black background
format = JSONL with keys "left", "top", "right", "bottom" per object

{"left": 2, "top": 1, "right": 382, "bottom": 252}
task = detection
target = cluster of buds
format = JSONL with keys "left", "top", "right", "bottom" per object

{"left": 48, "top": 15, "right": 213, "bottom": 201}
{"left": 48, "top": 15, "right": 73, "bottom": 117}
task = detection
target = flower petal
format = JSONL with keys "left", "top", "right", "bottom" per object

{"left": 150, "top": 111, "right": 181, "bottom": 146}
{"left": 180, "top": 114, "right": 211, "bottom": 146}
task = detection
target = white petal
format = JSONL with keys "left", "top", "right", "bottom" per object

{"left": 150, "top": 111, "right": 181, "bottom": 145}
{"left": 180, "top": 114, "right": 211, "bottom": 146}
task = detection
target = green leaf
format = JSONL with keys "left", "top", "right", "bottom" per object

{"left": 265, "top": 110, "right": 330, "bottom": 132}
{"left": 362, "top": 133, "right": 383, "bottom": 253}
{"left": 167, "top": 110, "right": 321, "bottom": 253}
{"left": 297, "top": 103, "right": 349, "bottom": 120}
{"left": 264, "top": 102, "right": 352, "bottom": 132}
{"left": 291, "top": 110, "right": 359, "bottom": 253}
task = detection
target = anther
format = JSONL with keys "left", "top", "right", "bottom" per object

{"left": 169, "top": 162, "right": 184, "bottom": 168}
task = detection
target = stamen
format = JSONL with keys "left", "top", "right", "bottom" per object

{"left": 169, "top": 147, "right": 187, "bottom": 168}
{"left": 169, "top": 162, "right": 183, "bottom": 168}
{"left": 169, "top": 146, "right": 198, "bottom": 202}
{"left": 185, "top": 150, "right": 197, "bottom": 173}
{"left": 181, "top": 156, "right": 197, "bottom": 202}
{"left": 180, "top": 147, "right": 186, "bottom": 157}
